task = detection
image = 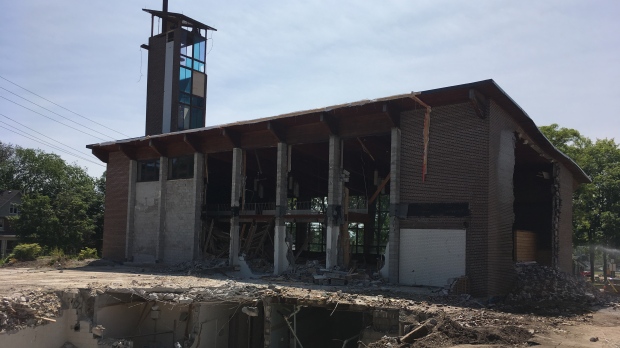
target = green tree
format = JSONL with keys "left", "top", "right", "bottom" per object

{"left": 1, "top": 144, "right": 104, "bottom": 253}
{"left": 540, "top": 124, "right": 620, "bottom": 280}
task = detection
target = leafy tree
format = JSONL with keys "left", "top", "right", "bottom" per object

{"left": 1, "top": 143, "right": 104, "bottom": 253}
{"left": 540, "top": 124, "right": 620, "bottom": 280}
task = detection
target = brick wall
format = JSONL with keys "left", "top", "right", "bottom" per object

{"left": 488, "top": 100, "right": 518, "bottom": 295}
{"left": 557, "top": 163, "right": 574, "bottom": 273}
{"left": 400, "top": 102, "right": 490, "bottom": 296}
{"left": 102, "top": 152, "right": 129, "bottom": 261}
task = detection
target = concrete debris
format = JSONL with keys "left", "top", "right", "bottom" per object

{"left": 167, "top": 259, "right": 229, "bottom": 273}
{"left": 507, "top": 263, "right": 601, "bottom": 307}
{"left": 0, "top": 291, "right": 62, "bottom": 333}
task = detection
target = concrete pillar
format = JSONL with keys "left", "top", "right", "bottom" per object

{"left": 326, "top": 135, "right": 343, "bottom": 269}
{"left": 229, "top": 148, "right": 243, "bottom": 267}
{"left": 156, "top": 156, "right": 168, "bottom": 262}
{"left": 1, "top": 239, "right": 7, "bottom": 259}
{"left": 125, "top": 160, "right": 137, "bottom": 261}
{"left": 388, "top": 127, "right": 401, "bottom": 283}
{"left": 192, "top": 153, "right": 205, "bottom": 260}
{"left": 274, "top": 142, "right": 290, "bottom": 274}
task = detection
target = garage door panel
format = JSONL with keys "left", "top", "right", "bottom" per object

{"left": 399, "top": 229, "right": 466, "bottom": 287}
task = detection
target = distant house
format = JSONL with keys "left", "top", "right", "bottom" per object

{"left": 0, "top": 190, "right": 21, "bottom": 258}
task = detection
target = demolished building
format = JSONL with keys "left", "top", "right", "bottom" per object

{"left": 86, "top": 6, "right": 590, "bottom": 298}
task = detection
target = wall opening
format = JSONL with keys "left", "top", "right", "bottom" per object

{"left": 513, "top": 138, "right": 554, "bottom": 266}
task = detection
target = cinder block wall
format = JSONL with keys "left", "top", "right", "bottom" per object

{"left": 400, "top": 102, "right": 490, "bottom": 296}
{"left": 163, "top": 179, "right": 197, "bottom": 264}
{"left": 102, "top": 152, "right": 130, "bottom": 261}
{"left": 133, "top": 181, "right": 160, "bottom": 262}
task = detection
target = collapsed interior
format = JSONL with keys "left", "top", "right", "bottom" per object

{"left": 202, "top": 134, "right": 393, "bottom": 271}
{"left": 513, "top": 136, "right": 554, "bottom": 266}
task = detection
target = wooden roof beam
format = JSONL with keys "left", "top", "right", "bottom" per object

{"left": 221, "top": 128, "right": 241, "bottom": 148}
{"left": 383, "top": 103, "right": 401, "bottom": 128}
{"left": 118, "top": 144, "right": 137, "bottom": 160}
{"left": 149, "top": 139, "right": 168, "bottom": 157}
{"left": 184, "top": 134, "right": 202, "bottom": 153}
{"left": 91, "top": 148, "right": 109, "bottom": 163}
{"left": 267, "top": 121, "right": 286, "bottom": 143}
{"left": 320, "top": 112, "right": 338, "bottom": 136}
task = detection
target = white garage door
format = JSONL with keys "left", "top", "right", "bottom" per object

{"left": 399, "top": 229, "right": 466, "bottom": 287}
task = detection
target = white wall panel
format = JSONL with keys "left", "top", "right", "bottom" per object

{"left": 399, "top": 229, "right": 466, "bottom": 287}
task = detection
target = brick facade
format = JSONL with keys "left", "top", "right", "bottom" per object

{"left": 102, "top": 152, "right": 130, "bottom": 261}
{"left": 488, "top": 100, "right": 519, "bottom": 295}
{"left": 400, "top": 102, "right": 490, "bottom": 296}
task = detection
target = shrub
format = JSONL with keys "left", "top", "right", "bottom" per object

{"left": 12, "top": 243, "right": 42, "bottom": 261}
{"left": 78, "top": 247, "right": 98, "bottom": 260}
{"left": 49, "top": 247, "right": 66, "bottom": 264}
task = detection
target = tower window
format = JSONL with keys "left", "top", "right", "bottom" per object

{"left": 177, "top": 29, "right": 207, "bottom": 131}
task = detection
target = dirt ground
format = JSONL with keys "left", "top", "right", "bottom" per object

{"left": 1, "top": 261, "right": 619, "bottom": 347}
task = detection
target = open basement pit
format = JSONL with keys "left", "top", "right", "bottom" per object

{"left": 3, "top": 263, "right": 606, "bottom": 347}
{"left": 0, "top": 281, "right": 549, "bottom": 348}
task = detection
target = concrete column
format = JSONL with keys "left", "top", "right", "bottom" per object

{"left": 125, "top": 160, "right": 137, "bottom": 261}
{"left": 192, "top": 153, "right": 205, "bottom": 260}
{"left": 229, "top": 148, "right": 243, "bottom": 267}
{"left": 1, "top": 239, "right": 7, "bottom": 259}
{"left": 274, "top": 143, "right": 289, "bottom": 274}
{"left": 326, "top": 135, "right": 343, "bottom": 269}
{"left": 156, "top": 156, "right": 168, "bottom": 262}
{"left": 388, "top": 127, "right": 401, "bottom": 283}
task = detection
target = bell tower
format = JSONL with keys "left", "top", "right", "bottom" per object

{"left": 142, "top": 1, "right": 217, "bottom": 136}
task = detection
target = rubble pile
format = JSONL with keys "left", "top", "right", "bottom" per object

{"left": 167, "top": 259, "right": 229, "bottom": 273}
{"left": 507, "top": 263, "right": 597, "bottom": 305}
{"left": 0, "top": 291, "right": 62, "bottom": 333}
{"left": 279, "top": 260, "right": 382, "bottom": 287}
{"left": 129, "top": 280, "right": 267, "bottom": 304}
{"left": 367, "top": 312, "right": 533, "bottom": 348}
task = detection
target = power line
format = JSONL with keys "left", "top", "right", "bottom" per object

{"left": 0, "top": 74, "right": 131, "bottom": 138}
{"left": 0, "top": 86, "right": 117, "bottom": 139}
{"left": 0, "top": 95, "right": 108, "bottom": 142}
{"left": 0, "top": 123, "right": 105, "bottom": 167}
{"left": 0, "top": 112, "right": 93, "bottom": 159}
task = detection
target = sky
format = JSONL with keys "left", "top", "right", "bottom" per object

{"left": 0, "top": 1, "right": 619, "bottom": 178}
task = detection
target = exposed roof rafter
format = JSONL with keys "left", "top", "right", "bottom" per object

{"left": 267, "top": 121, "right": 286, "bottom": 143}
{"left": 149, "top": 139, "right": 167, "bottom": 157}
{"left": 320, "top": 112, "right": 338, "bottom": 136}
{"left": 221, "top": 128, "right": 241, "bottom": 148}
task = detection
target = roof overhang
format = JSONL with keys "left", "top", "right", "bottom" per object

{"left": 143, "top": 9, "right": 217, "bottom": 32}
{"left": 87, "top": 80, "right": 590, "bottom": 185}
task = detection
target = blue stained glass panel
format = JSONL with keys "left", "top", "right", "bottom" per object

{"left": 179, "top": 93, "right": 191, "bottom": 105}
{"left": 178, "top": 105, "right": 190, "bottom": 130}
{"left": 190, "top": 107, "right": 204, "bottom": 129}
{"left": 191, "top": 96, "right": 204, "bottom": 108}
{"left": 179, "top": 67, "right": 192, "bottom": 94}
{"left": 193, "top": 61, "right": 205, "bottom": 73}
